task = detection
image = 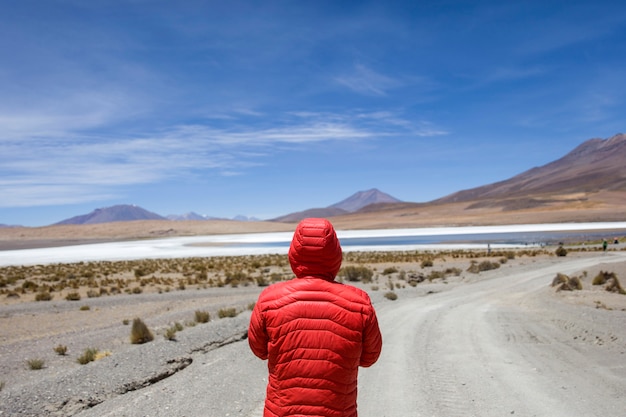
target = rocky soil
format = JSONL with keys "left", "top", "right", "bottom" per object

{"left": 1, "top": 248, "right": 625, "bottom": 416}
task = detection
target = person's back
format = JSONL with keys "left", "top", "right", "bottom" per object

{"left": 248, "top": 218, "right": 382, "bottom": 417}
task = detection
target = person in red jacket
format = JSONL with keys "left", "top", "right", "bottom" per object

{"left": 248, "top": 218, "right": 383, "bottom": 417}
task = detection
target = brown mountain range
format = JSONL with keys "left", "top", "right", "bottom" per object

{"left": 325, "top": 133, "right": 626, "bottom": 230}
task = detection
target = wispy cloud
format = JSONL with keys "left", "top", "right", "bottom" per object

{"left": 334, "top": 64, "right": 401, "bottom": 96}
{"left": 0, "top": 110, "right": 446, "bottom": 208}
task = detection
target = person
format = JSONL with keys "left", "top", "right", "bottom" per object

{"left": 248, "top": 218, "right": 383, "bottom": 417}
{"left": 603, "top": 239, "right": 608, "bottom": 251}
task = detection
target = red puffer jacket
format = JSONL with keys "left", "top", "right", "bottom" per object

{"left": 248, "top": 218, "right": 382, "bottom": 417}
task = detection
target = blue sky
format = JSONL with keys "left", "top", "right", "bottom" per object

{"left": 1, "top": 0, "right": 625, "bottom": 227}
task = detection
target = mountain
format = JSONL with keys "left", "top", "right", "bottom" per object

{"left": 434, "top": 133, "right": 626, "bottom": 208}
{"left": 321, "top": 133, "right": 626, "bottom": 228}
{"left": 233, "top": 215, "right": 262, "bottom": 222}
{"left": 272, "top": 188, "right": 402, "bottom": 222}
{"left": 167, "top": 212, "right": 214, "bottom": 221}
{"left": 329, "top": 188, "right": 402, "bottom": 212}
{"left": 166, "top": 212, "right": 261, "bottom": 221}
{"left": 56, "top": 205, "right": 166, "bottom": 225}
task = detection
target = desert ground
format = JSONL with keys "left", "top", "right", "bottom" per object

{"left": 1, "top": 233, "right": 625, "bottom": 416}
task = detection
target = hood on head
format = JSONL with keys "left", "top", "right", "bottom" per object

{"left": 288, "top": 218, "right": 343, "bottom": 280}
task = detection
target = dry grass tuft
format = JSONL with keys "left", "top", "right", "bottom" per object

{"left": 384, "top": 291, "right": 398, "bottom": 301}
{"left": 54, "top": 344, "right": 68, "bottom": 356}
{"left": 467, "top": 260, "right": 500, "bottom": 274}
{"left": 77, "top": 348, "right": 99, "bottom": 365}
{"left": 27, "top": 358, "right": 45, "bottom": 370}
{"left": 592, "top": 271, "right": 626, "bottom": 294}
{"left": 592, "top": 271, "right": 616, "bottom": 286}
{"left": 130, "top": 318, "right": 154, "bottom": 344}
{"left": 194, "top": 310, "right": 210, "bottom": 323}
{"left": 606, "top": 276, "right": 626, "bottom": 295}
{"left": 552, "top": 273, "right": 582, "bottom": 291}
{"left": 218, "top": 307, "right": 238, "bottom": 318}
{"left": 552, "top": 273, "right": 569, "bottom": 287}
{"left": 35, "top": 291, "right": 53, "bottom": 301}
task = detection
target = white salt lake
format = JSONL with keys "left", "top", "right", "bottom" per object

{"left": 1, "top": 222, "right": 625, "bottom": 267}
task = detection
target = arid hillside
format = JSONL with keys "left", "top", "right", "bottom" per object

{"left": 328, "top": 134, "right": 626, "bottom": 230}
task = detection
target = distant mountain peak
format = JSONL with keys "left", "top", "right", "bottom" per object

{"left": 55, "top": 204, "right": 166, "bottom": 225}
{"left": 167, "top": 212, "right": 211, "bottom": 221}
{"left": 329, "top": 188, "right": 402, "bottom": 212}
{"left": 271, "top": 188, "right": 402, "bottom": 222}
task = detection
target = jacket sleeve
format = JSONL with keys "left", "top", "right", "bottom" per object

{"left": 360, "top": 304, "right": 382, "bottom": 367}
{"left": 248, "top": 302, "right": 269, "bottom": 360}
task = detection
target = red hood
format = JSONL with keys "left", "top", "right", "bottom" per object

{"left": 288, "top": 218, "right": 342, "bottom": 280}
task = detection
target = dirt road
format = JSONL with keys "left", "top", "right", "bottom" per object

{"left": 3, "top": 252, "right": 625, "bottom": 416}
{"left": 358, "top": 253, "right": 626, "bottom": 417}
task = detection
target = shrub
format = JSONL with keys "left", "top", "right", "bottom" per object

{"left": 65, "top": 292, "right": 81, "bottom": 301}
{"left": 195, "top": 310, "right": 210, "bottom": 323}
{"left": 592, "top": 271, "right": 616, "bottom": 286}
{"left": 555, "top": 246, "right": 567, "bottom": 257}
{"left": 444, "top": 267, "right": 462, "bottom": 277}
{"left": 255, "top": 276, "right": 269, "bottom": 287}
{"left": 218, "top": 307, "right": 238, "bottom": 318}
{"left": 606, "top": 276, "right": 626, "bottom": 295}
{"left": 428, "top": 270, "right": 445, "bottom": 281}
{"left": 384, "top": 291, "right": 398, "bottom": 301}
{"left": 0, "top": 381, "right": 4, "bottom": 391}
{"left": 552, "top": 273, "right": 582, "bottom": 291}
{"left": 35, "top": 291, "right": 53, "bottom": 301}
{"left": 420, "top": 259, "right": 434, "bottom": 268}
{"left": 407, "top": 273, "right": 426, "bottom": 285}
{"left": 338, "top": 266, "right": 374, "bottom": 283}
{"left": 27, "top": 359, "right": 45, "bottom": 370}
{"left": 382, "top": 267, "right": 398, "bottom": 275}
{"left": 80, "top": 305, "right": 90, "bottom": 311}
{"left": 568, "top": 276, "right": 583, "bottom": 291}
{"left": 86, "top": 289, "right": 100, "bottom": 298}
{"left": 551, "top": 273, "right": 568, "bottom": 287}
{"left": 77, "top": 348, "right": 98, "bottom": 365}
{"left": 54, "top": 344, "right": 68, "bottom": 356}
{"left": 130, "top": 318, "right": 154, "bottom": 344}
{"left": 164, "top": 327, "right": 177, "bottom": 341}
{"left": 467, "top": 260, "right": 500, "bottom": 274}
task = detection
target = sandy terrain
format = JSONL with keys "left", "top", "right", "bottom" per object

{"left": 1, "top": 196, "right": 625, "bottom": 251}
{"left": 1, "top": 244, "right": 625, "bottom": 416}
{"left": 0, "top": 220, "right": 295, "bottom": 250}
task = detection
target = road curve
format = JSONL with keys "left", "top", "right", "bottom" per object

{"left": 357, "top": 253, "right": 626, "bottom": 417}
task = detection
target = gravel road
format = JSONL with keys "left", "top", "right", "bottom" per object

{"left": 2, "top": 252, "right": 625, "bottom": 416}
{"left": 358, "top": 252, "right": 626, "bottom": 417}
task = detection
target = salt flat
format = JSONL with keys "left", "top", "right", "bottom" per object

{"left": 1, "top": 222, "right": 625, "bottom": 266}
